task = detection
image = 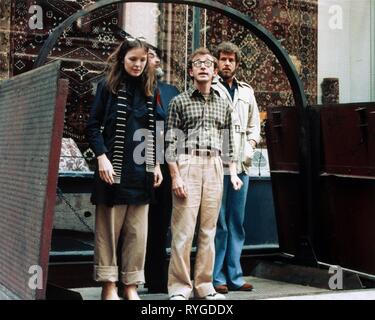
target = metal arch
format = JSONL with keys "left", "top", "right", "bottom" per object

{"left": 33, "top": 0, "right": 308, "bottom": 109}
{"left": 34, "top": 0, "right": 315, "bottom": 264}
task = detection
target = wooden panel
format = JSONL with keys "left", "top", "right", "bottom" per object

{"left": 266, "top": 106, "right": 300, "bottom": 172}
{"left": 320, "top": 103, "right": 375, "bottom": 177}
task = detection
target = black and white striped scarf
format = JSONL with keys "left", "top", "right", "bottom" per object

{"left": 111, "top": 83, "right": 156, "bottom": 184}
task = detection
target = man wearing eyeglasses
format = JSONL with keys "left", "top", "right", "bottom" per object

{"left": 165, "top": 47, "right": 243, "bottom": 300}
{"left": 211, "top": 42, "right": 260, "bottom": 294}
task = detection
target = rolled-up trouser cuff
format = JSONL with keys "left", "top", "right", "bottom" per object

{"left": 94, "top": 265, "right": 118, "bottom": 282}
{"left": 121, "top": 270, "right": 145, "bottom": 285}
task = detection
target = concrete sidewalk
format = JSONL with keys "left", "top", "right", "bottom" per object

{"left": 71, "top": 275, "right": 374, "bottom": 300}
{"left": 264, "top": 289, "right": 375, "bottom": 300}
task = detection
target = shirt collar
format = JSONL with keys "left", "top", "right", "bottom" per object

{"left": 219, "top": 76, "right": 238, "bottom": 89}
{"left": 188, "top": 85, "right": 215, "bottom": 99}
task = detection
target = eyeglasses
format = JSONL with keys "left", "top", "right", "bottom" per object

{"left": 192, "top": 60, "right": 214, "bottom": 68}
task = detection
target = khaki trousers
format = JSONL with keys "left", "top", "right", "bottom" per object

{"left": 94, "top": 204, "right": 148, "bottom": 285}
{"left": 168, "top": 155, "right": 224, "bottom": 298}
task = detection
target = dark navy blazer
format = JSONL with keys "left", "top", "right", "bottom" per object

{"left": 155, "top": 81, "right": 180, "bottom": 121}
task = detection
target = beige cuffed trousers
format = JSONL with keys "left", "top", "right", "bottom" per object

{"left": 93, "top": 204, "right": 148, "bottom": 285}
{"left": 168, "top": 154, "right": 224, "bottom": 298}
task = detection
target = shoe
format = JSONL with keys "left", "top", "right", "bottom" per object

{"left": 170, "top": 294, "right": 186, "bottom": 300}
{"left": 232, "top": 282, "right": 253, "bottom": 291}
{"left": 214, "top": 284, "right": 228, "bottom": 294}
{"left": 202, "top": 292, "right": 226, "bottom": 300}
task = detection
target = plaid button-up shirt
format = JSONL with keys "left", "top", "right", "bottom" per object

{"left": 165, "top": 86, "right": 235, "bottom": 162}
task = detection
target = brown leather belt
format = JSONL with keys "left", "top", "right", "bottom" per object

{"left": 185, "top": 148, "right": 221, "bottom": 157}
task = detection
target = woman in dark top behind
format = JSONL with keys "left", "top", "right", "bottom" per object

{"left": 86, "top": 37, "right": 162, "bottom": 300}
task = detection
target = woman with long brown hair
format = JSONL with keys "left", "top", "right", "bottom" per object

{"left": 86, "top": 37, "right": 162, "bottom": 300}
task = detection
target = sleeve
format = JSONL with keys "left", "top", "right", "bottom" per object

{"left": 85, "top": 79, "right": 110, "bottom": 157}
{"left": 246, "top": 91, "right": 261, "bottom": 144}
{"left": 165, "top": 97, "right": 181, "bottom": 162}
{"left": 222, "top": 102, "right": 237, "bottom": 162}
{"left": 152, "top": 93, "right": 163, "bottom": 164}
